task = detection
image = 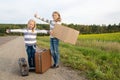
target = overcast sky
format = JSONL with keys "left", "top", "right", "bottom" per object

{"left": 0, "top": 0, "right": 120, "bottom": 25}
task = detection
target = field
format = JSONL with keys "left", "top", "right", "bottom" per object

{"left": 37, "top": 32, "right": 120, "bottom": 80}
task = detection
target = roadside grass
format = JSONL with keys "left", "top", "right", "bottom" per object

{"left": 37, "top": 32, "right": 120, "bottom": 80}
{"left": 79, "top": 32, "right": 120, "bottom": 42}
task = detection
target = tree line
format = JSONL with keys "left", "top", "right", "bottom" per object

{"left": 62, "top": 23, "right": 120, "bottom": 34}
{"left": 0, "top": 23, "right": 120, "bottom": 36}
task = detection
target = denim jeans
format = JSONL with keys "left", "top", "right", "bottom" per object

{"left": 50, "top": 38, "right": 59, "bottom": 66}
{"left": 26, "top": 45, "right": 36, "bottom": 67}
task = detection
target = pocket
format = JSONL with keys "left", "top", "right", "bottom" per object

{"left": 25, "top": 45, "right": 28, "bottom": 50}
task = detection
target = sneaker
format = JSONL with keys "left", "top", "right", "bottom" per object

{"left": 51, "top": 64, "right": 56, "bottom": 68}
{"left": 29, "top": 67, "right": 35, "bottom": 72}
{"left": 51, "top": 64, "right": 59, "bottom": 68}
{"left": 29, "top": 67, "right": 35, "bottom": 69}
{"left": 55, "top": 65, "right": 59, "bottom": 68}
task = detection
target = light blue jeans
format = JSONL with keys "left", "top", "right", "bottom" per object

{"left": 50, "top": 38, "right": 59, "bottom": 66}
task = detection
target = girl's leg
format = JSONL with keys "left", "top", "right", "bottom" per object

{"left": 53, "top": 38, "right": 59, "bottom": 66}
{"left": 50, "top": 38, "right": 56, "bottom": 66}
{"left": 31, "top": 45, "right": 36, "bottom": 67}
{"left": 50, "top": 38, "right": 59, "bottom": 67}
{"left": 26, "top": 45, "right": 32, "bottom": 67}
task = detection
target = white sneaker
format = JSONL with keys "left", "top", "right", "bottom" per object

{"left": 29, "top": 67, "right": 35, "bottom": 70}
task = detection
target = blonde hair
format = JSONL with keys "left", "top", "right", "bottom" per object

{"left": 52, "top": 11, "right": 61, "bottom": 22}
{"left": 27, "top": 19, "right": 36, "bottom": 32}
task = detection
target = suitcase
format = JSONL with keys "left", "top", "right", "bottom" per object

{"left": 18, "top": 58, "right": 29, "bottom": 76}
{"left": 35, "top": 49, "right": 52, "bottom": 73}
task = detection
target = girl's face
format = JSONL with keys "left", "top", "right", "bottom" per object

{"left": 28, "top": 21, "right": 35, "bottom": 29}
{"left": 52, "top": 13, "right": 59, "bottom": 21}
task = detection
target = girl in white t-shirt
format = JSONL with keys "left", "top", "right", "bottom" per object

{"left": 34, "top": 11, "right": 61, "bottom": 68}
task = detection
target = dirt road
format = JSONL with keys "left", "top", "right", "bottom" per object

{"left": 0, "top": 36, "right": 87, "bottom": 80}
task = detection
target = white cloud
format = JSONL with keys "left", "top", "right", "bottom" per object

{"left": 61, "top": 0, "right": 120, "bottom": 25}
{"left": 0, "top": 0, "right": 120, "bottom": 25}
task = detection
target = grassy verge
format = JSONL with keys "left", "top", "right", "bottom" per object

{"left": 37, "top": 32, "right": 120, "bottom": 80}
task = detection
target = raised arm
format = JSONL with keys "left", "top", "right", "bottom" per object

{"left": 34, "top": 14, "right": 54, "bottom": 26}
{"left": 36, "top": 30, "right": 49, "bottom": 34}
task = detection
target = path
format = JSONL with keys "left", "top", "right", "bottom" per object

{"left": 0, "top": 36, "right": 87, "bottom": 80}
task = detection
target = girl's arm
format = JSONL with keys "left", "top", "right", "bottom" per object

{"left": 34, "top": 14, "right": 54, "bottom": 26}
{"left": 6, "top": 29, "right": 25, "bottom": 33}
{"left": 36, "top": 30, "right": 49, "bottom": 34}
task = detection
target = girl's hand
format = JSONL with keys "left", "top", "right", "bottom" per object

{"left": 34, "top": 13, "right": 40, "bottom": 19}
{"left": 50, "top": 30, "right": 54, "bottom": 35}
{"left": 6, "top": 29, "right": 10, "bottom": 33}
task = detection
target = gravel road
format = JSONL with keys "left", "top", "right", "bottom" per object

{"left": 0, "top": 36, "right": 87, "bottom": 80}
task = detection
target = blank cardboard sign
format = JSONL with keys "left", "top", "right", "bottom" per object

{"left": 52, "top": 24, "right": 79, "bottom": 45}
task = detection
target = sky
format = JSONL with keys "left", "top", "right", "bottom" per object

{"left": 0, "top": 0, "right": 120, "bottom": 25}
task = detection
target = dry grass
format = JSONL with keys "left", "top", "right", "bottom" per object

{"left": 77, "top": 40, "right": 120, "bottom": 53}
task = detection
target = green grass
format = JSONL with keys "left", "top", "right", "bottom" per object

{"left": 79, "top": 32, "right": 120, "bottom": 42}
{"left": 37, "top": 32, "right": 120, "bottom": 80}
